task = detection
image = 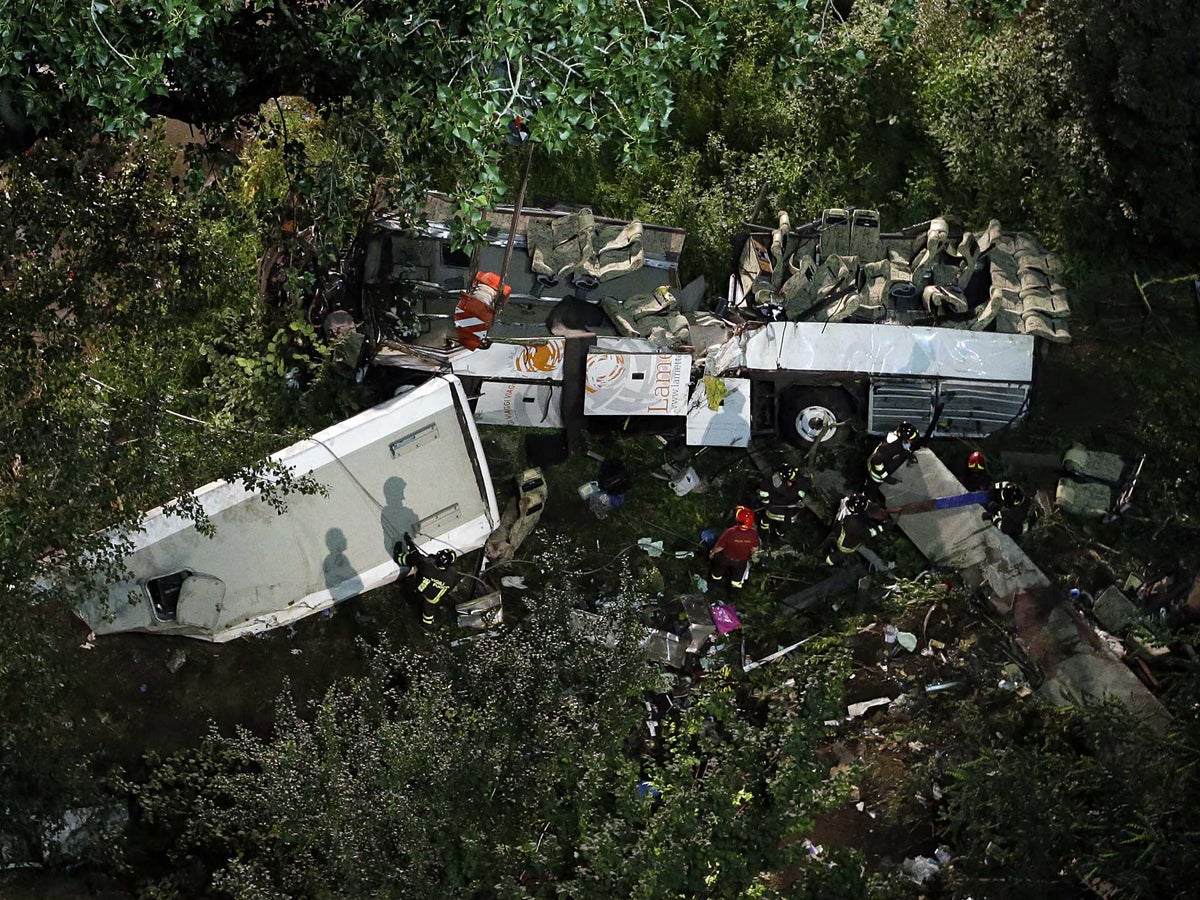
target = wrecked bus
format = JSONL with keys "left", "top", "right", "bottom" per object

{"left": 78, "top": 375, "right": 499, "bottom": 642}
{"left": 352, "top": 195, "right": 1069, "bottom": 447}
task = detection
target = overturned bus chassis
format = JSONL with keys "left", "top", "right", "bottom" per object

{"left": 358, "top": 195, "right": 1071, "bottom": 447}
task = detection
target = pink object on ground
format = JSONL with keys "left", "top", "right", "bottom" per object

{"left": 711, "top": 603, "right": 742, "bottom": 635}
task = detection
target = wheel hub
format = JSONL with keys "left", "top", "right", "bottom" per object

{"left": 796, "top": 405, "right": 839, "bottom": 443}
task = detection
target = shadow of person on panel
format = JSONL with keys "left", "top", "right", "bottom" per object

{"left": 380, "top": 476, "right": 419, "bottom": 560}
{"left": 322, "top": 526, "right": 364, "bottom": 600}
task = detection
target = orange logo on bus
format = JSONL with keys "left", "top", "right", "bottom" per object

{"left": 515, "top": 342, "right": 564, "bottom": 374}
{"left": 585, "top": 354, "right": 627, "bottom": 394}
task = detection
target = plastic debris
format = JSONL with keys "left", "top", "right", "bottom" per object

{"left": 500, "top": 575, "right": 528, "bottom": 590}
{"left": 1095, "top": 628, "right": 1126, "bottom": 659}
{"left": 165, "top": 650, "right": 188, "bottom": 674}
{"left": 902, "top": 856, "right": 941, "bottom": 884}
{"left": 636, "top": 781, "right": 662, "bottom": 801}
{"left": 998, "top": 662, "right": 1026, "bottom": 691}
{"left": 884, "top": 624, "right": 898, "bottom": 644}
{"left": 669, "top": 466, "right": 701, "bottom": 496}
{"left": 896, "top": 631, "right": 918, "bottom": 652}
{"left": 674, "top": 550, "right": 694, "bottom": 559}
{"left": 934, "top": 847, "right": 953, "bottom": 865}
{"left": 847, "top": 697, "right": 892, "bottom": 718}
{"left": 711, "top": 603, "right": 742, "bottom": 635}
{"left": 290, "top": 648, "right": 302, "bottom": 656}
{"left": 139, "top": 684, "right": 148, "bottom": 693}
{"left": 693, "top": 575, "right": 709, "bottom": 594}
{"left": 801, "top": 839, "right": 824, "bottom": 859}
{"left": 637, "top": 538, "right": 664, "bottom": 557}
{"left": 925, "top": 681, "right": 959, "bottom": 693}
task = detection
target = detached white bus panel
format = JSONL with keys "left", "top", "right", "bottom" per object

{"left": 78, "top": 375, "right": 499, "bottom": 642}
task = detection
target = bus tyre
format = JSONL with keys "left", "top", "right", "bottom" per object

{"left": 779, "top": 386, "right": 853, "bottom": 447}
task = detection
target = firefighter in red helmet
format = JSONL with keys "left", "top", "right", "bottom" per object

{"left": 709, "top": 505, "right": 760, "bottom": 589}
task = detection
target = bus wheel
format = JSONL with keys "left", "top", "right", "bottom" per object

{"left": 779, "top": 386, "right": 854, "bottom": 447}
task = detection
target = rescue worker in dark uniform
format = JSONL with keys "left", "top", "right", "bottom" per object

{"left": 709, "top": 506, "right": 760, "bottom": 590}
{"left": 982, "top": 481, "right": 1029, "bottom": 539}
{"left": 867, "top": 421, "right": 919, "bottom": 485}
{"left": 756, "top": 464, "right": 811, "bottom": 538}
{"left": 963, "top": 450, "right": 990, "bottom": 492}
{"left": 821, "top": 493, "right": 887, "bottom": 565}
{"left": 394, "top": 534, "right": 459, "bottom": 628}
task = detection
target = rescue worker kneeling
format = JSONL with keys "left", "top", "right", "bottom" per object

{"left": 867, "top": 421, "right": 919, "bottom": 485}
{"left": 394, "top": 534, "right": 459, "bottom": 628}
{"left": 982, "top": 481, "right": 1029, "bottom": 539}
{"left": 756, "top": 464, "right": 811, "bottom": 537}
{"left": 709, "top": 506, "right": 760, "bottom": 589}
{"left": 822, "top": 493, "right": 887, "bottom": 565}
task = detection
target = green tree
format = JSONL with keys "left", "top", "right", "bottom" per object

{"left": 0, "top": 1, "right": 724, "bottom": 218}
{"left": 1048, "top": 0, "right": 1200, "bottom": 253}
{"left": 0, "top": 131, "right": 346, "bottom": 853}
{"left": 129, "top": 591, "right": 848, "bottom": 898}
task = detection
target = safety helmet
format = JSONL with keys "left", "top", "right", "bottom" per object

{"left": 897, "top": 421, "right": 918, "bottom": 443}
{"left": 998, "top": 482, "right": 1025, "bottom": 507}
{"left": 434, "top": 549, "right": 456, "bottom": 568}
{"left": 734, "top": 505, "right": 756, "bottom": 529}
{"left": 968, "top": 450, "right": 985, "bottom": 470}
{"left": 846, "top": 493, "right": 869, "bottom": 516}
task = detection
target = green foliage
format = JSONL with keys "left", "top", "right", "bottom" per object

{"left": 1049, "top": 0, "right": 1200, "bottom": 253}
{"left": 942, "top": 684, "right": 1200, "bottom": 896}
{"left": 1114, "top": 337, "right": 1200, "bottom": 530}
{"left": 128, "top": 593, "right": 846, "bottom": 898}
{"left": 0, "top": 131, "right": 359, "bottom": 845}
{"left": 1, "top": 0, "right": 725, "bottom": 232}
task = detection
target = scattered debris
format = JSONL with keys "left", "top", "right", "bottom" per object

{"left": 457, "top": 591, "right": 504, "bottom": 631}
{"left": 743, "top": 635, "right": 820, "bottom": 672}
{"left": 781, "top": 564, "right": 864, "bottom": 615}
{"left": 901, "top": 855, "right": 941, "bottom": 884}
{"left": 668, "top": 465, "right": 701, "bottom": 496}
{"left": 637, "top": 538, "right": 664, "bottom": 558}
{"left": 924, "top": 682, "right": 959, "bottom": 693}
{"left": 486, "top": 468, "right": 548, "bottom": 563}
{"left": 847, "top": 697, "right": 892, "bottom": 719}
{"left": 998, "top": 662, "right": 1031, "bottom": 695}
{"left": 165, "top": 649, "right": 188, "bottom": 674}
{"left": 500, "top": 575, "right": 527, "bottom": 590}
{"left": 1093, "top": 585, "right": 1138, "bottom": 633}
{"left": 711, "top": 603, "right": 741, "bottom": 635}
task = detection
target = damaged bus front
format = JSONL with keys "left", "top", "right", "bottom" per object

{"left": 78, "top": 375, "right": 499, "bottom": 642}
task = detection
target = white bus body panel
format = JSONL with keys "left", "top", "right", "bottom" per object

{"left": 79, "top": 376, "right": 498, "bottom": 642}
